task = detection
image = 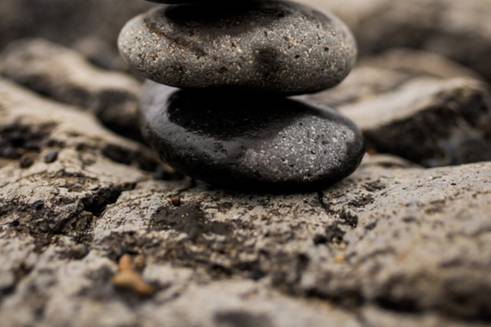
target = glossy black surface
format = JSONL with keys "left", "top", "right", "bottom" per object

{"left": 140, "top": 82, "right": 365, "bottom": 192}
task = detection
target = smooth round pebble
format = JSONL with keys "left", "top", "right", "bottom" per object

{"left": 140, "top": 82, "right": 365, "bottom": 192}
{"left": 120, "top": 1, "right": 357, "bottom": 95}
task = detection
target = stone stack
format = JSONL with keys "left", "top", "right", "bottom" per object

{"left": 118, "top": 0, "right": 364, "bottom": 192}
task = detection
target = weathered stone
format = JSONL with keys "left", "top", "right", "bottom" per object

{"left": 303, "top": 63, "right": 491, "bottom": 167}
{"left": 93, "top": 159, "right": 491, "bottom": 321}
{"left": 298, "top": 0, "right": 491, "bottom": 82}
{"left": 0, "top": 239, "right": 360, "bottom": 327}
{"left": 0, "top": 79, "right": 490, "bottom": 325}
{"left": 140, "top": 82, "right": 364, "bottom": 191}
{"left": 87, "top": 157, "right": 491, "bottom": 318}
{"left": 361, "top": 48, "right": 482, "bottom": 80}
{"left": 0, "top": 80, "right": 173, "bottom": 231}
{"left": 118, "top": 1, "right": 357, "bottom": 94}
{"left": 0, "top": 0, "right": 152, "bottom": 69}
{"left": 0, "top": 39, "right": 143, "bottom": 140}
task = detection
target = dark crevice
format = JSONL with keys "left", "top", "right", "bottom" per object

{"left": 315, "top": 191, "right": 359, "bottom": 245}
{"left": 354, "top": 311, "right": 375, "bottom": 327}
{"left": 0, "top": 121, "right": 57, "bottom": 169}
{"left": 0, "top": 263, "right": 33, "bottom": 305}
{"left": 316, "top": 190, "right": 330, "bottom": 214}
{"left": 81, "top": 183, "right": 136, "bottom": 217}
{"left": 102, "top": 143, "right": 184, "bottom": 181}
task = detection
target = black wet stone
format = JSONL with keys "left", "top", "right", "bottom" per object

{"left": 119, "top": 1, "right": 356, "bottom": 95}
{"left": 140, "top": 82, "right": 365, "bottom": 192}
{"left": 19, "top": 156, "right": 34, "bottom": 169}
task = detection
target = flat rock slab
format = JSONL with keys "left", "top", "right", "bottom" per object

{"left": 0, "top": 80, "right": 490, "bottom": 326}
{"left": 0, "top": 39, "right": 142, "bottom": 140}
{"left": 93, "top": 159, "right": 491, "bottom": 322}
{"left": 0, "top": 79, "right": 174, "bottom": 230}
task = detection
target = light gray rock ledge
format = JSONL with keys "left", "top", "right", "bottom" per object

{"left": 0, "top": 80, "right": 490, "bottom": 326}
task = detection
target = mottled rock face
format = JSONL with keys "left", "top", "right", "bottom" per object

{"left": 0, "top": 39, "right": 143, "bottom": 140}
{"left": 1, "top": 0, "right": 491, "bottom": 324}
{"left": 0, "top": 0, "right": 152, "bottom": 69}
{"left": 0, "top": 65, "right": 491, "bottom": 326}
{"left": 297, "top": 0, "right": 491, "bottom": 82}
{"left": 118, "top": 1, "right": 356, "bottom": 95}
{"left": 301, "top": 60, "right": 491, "bottom": 167}
{"left": 140, "top": 82, "right": 364, "bottom": 191}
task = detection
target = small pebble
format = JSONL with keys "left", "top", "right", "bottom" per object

{"left": 32, "top": 200, "right": 44, "bottom": 210}
{"left": 169, "top": 196, "right": 181, "bottom": 207}
{"left": 19, "top": 156, "right": 34, "bottom": 169}
{"left": 44, "top": 150, "right": 58, "bottom": 163}
{"left": 113, "top": 255, "right": 155, "bottom": 297}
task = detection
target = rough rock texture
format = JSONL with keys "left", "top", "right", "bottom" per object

{"left": 303, "top": 60, "right": 491, "bottom": 167}
{"left": 298, "top": 0, "right": 491, "bottom": 82}
{"left": 361, "top": 48, "right": 482, "bottom": 80}
{"left": 0, "top": 39, "right": 142, "bottom": 140}
{"left": 92, "top": 160, "right": 491, "bottom": 322}
{"left": 0, "top": 0, "right": 152, "bottom": 69}
{"left": 0, "top": 80, "right": 491, "bottom": 326}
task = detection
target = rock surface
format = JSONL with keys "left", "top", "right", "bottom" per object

{"left": 141, "top": 82, "right": 364, "bottom": 191}
{"left": 0, "top": 79, "right": 490, "bottom": 326}
{"left": 298, "top": 0, "right": 491, "bottom": 82}
{"left": 1, "top": 0, "right": 491, "bottom": 323}
{"left": 361, "top": 48, "right": 482, "bottom": 80}
{"left": 118, "top": 1, "right": 357, "bottom": 95}
{"left": 303, "top": 59, "right": 491, "bottom": 167}
{"left": 0, "top": 39, "right": 142, "bottom": 140}
{"left": 0, "top": 0, "right": 152, "bottom": 69}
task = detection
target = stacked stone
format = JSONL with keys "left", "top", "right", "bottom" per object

{"left": 118, "top": 0, "right": 364, "bottom": 192}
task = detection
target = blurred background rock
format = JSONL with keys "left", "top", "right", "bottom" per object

{"left": 2, "top": 0, "right": 491, "bottom": 81}
{"left": 0, "top": 0, "right": 152, "bottom": 69}
{"left": 299, "top": 0, "right": 491, "bottom": 82}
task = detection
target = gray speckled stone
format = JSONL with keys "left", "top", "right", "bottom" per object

{"left": 140, "top": 82, "right": 365, "bottom": 191}
{"left": 119, "top": 1, "right": 357, "bottom": 95}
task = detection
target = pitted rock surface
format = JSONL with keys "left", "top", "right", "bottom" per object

{"left": 298, "top": 0, "right": 491, "bottom": 82}
{"left": 302, "top": 60, "right": 491, "bottom": 167}
{"left": 118, "top": 1, "right": 356, "bottom": 95}
{"left": 0, "top": 80, "right": 490, "bottom": 326}
{"left": 0, "top": 39, "right": 142, "bottom": 140}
